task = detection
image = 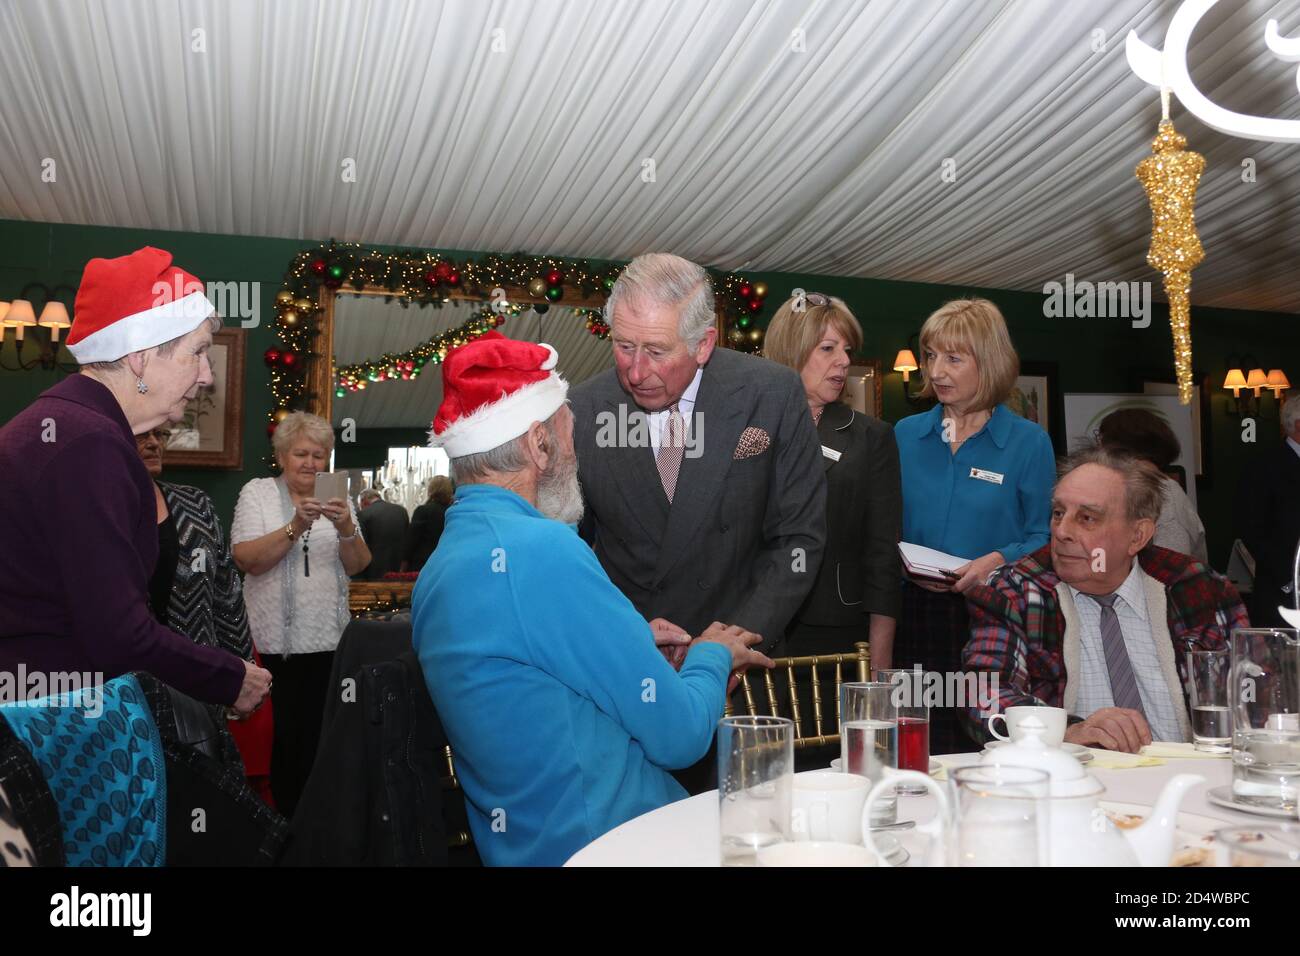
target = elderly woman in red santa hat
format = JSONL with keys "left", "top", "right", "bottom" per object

{"left": 0, "top": 247, "right": 271, "bottom": 715}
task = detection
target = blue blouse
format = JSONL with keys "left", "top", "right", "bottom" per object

{"left": 895, "top": 404, "right": 1056, "bottom": 564}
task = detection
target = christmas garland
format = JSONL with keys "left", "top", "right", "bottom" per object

{"left": 264, "top": 240, "right": 769, "bottom": 459}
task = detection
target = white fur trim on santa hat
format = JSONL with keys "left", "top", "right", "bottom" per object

{"left": 430, "top": 374, "right": 570, "bottom": 458}
{"left": 66, "top": 290, "right": 216, "bottom": 364}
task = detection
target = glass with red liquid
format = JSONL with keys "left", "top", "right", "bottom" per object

{"left": 877, "top": 668, "right": 931, "bottom": 795}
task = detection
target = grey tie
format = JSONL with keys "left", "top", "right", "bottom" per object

{"left": 1091, "top": 593, "right": 1147, "bottom": 718}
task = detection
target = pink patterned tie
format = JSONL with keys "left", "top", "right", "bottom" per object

{"left": 657, "top": 402, "right": 685, "bottom": 503}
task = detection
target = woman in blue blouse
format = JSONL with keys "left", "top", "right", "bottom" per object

{"left": 894, "top": 299, "right": 1056, "bottom": 753}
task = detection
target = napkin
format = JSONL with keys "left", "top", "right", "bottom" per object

{"left": 1139, "top": 741, "right": 1230, "bottom": 760}
{"left": 1083, "top": 748, "right": 1164, "bottom": 769}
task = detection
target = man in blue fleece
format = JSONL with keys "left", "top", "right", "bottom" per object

{"left": 414, "top": 332, "right": 771, "bottom": 866}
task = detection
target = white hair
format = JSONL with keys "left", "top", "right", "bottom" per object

{"left": 1283, "top": 393, "right": 1300, "bottom": 438}
{"left": 604, "top": 253, "right": 715, "bottom": 350}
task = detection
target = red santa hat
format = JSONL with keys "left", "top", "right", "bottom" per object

{"left": 66, "top": 246, "right": 216, "bottom": 364}
{"left": 430, "top": 331, "right": 569, "bottom": 458}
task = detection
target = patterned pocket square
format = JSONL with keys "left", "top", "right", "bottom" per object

{"left": 733, "top": 426, "right": 771, "bottom": 460}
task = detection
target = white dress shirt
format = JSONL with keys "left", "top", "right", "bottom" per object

{"left": 1287, "top": 435, "right": 1300, "bottom": 459}
{"left": 649, "top": 367, "right": 703, "bottom": 458}
{"left": 1066, "top": 560, "right": 1185, "bottom": 742}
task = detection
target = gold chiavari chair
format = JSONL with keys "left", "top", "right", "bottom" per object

{"left": 441, "top": 744, "right": 474, "bottom": 850}
{"left": 723, "top": 641, "right": 872, "bottom": 749}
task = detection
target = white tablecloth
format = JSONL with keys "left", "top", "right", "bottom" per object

{"left": 565, "top": 752, "right": 1271, "bottom": 867}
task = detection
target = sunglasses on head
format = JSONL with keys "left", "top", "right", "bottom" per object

{"left": 804, "top": 292, "right": 833, "bottom": 307}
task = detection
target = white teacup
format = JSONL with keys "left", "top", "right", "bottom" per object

{"left": 987, "top": 705, "right": 1067, "bottom": 745}
{"left": 757, "top": 841, "right": 878, "bottom": 867}
{"left": 792, "top": 770, "right": 870, "bottom": 844}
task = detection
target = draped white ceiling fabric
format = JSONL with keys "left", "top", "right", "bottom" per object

{"left": 331, "top": 295, "right": 613, "bottom": 427}
{"left": 1, "top": 0, "right": 1299, "bottom": 313}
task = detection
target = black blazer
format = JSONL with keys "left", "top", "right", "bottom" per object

{"left": 358, "top": 499, "right": 410, "bottom": 580}
{"left": 792, "top": 402, "right": 902, "bottom": 629}
{"left": 571, "top": 347, "right": 827, "bottom": 651}
{"left": 1238, "top": 439, "right": 1300, "bottom": 627}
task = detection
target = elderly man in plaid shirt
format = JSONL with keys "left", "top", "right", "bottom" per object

{"left": 962, "top": 446, "right": 1248, "bottom": 752}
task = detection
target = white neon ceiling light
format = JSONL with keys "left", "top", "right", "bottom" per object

{"left": 1127, "top": 0, "right": 1300, "bottom": 143}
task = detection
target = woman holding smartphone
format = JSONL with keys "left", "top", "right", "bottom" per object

{"left": 232, "top": 411, "right": 370, "bottom": 815}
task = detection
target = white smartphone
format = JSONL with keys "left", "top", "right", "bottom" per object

{"left": 313, "top": 471, "right": 349, "bottom": 503}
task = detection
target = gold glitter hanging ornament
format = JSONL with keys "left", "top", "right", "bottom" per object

{"left": 1135, "top": 111, "right": 1204, "bottom": 404}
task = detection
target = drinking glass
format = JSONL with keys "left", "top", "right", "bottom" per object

{"left": 840, "top": 682, "right": 898, "bottom": 825}
{"left": 718, "top": 715, "right": 794, "bottom": 866}
{"left": 1230, "top": 629, "right": 1300, "bottom": 811}
{"left": 1186, "top": 649, "right": 1231, "bottom": 752}
{"left": 877, "top": 668, "right": 930, "bottom": 793}
{"left": 1214, "top": 824, "right": 1300, "bottom": 867}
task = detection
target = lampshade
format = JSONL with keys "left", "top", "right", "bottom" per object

{"left": 3, "top": 299, "right": 36, "bottom": 327}
{"left": 37, "top": 302, "right": 71, "bottom": 342}
{"left": 1266, "top": 369, "right": 1290, "bottom": 396}
{"left": 1222, "top": 368, "right": 1247, "bottom": 395}
{"left": 1246, "top": 368, "right": 1268, "bottom": 395}
{"left": 893, "top": 349, "right": 919, "bottom": 382}
{"left": 0, "top": 301, "right": 10, "bottom": 325}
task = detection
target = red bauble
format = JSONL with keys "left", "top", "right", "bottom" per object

{"left": 280, "top": 351, "right": 299, "bottom": 369}
{"left": 545, "top": 269, "right": 563, "bottom": 286}
{"left": 446, "top": 270, "right": 460, "bottom": 286}
{"left": 739, "top": 282, "right": 752, "bottom": 298}
{"left": 267, "top": 422, "right": 278, "bottom": 439}
{"left": 424, "top": 270, "right": 438, "bottom": 286}
{"left": 310, "top": 258, "right": 327, "bottom": 275}
{"left": 433, "top": 261, "right": 454, "bottom": 281}
{"left": 747, "top": 298, "right": 762, "bottom": 313}
{"left": 324, "top": 277, "right": 343, "bottom": 289}
{"left": 263, "top": 347, "right": 282, "bottom": 367}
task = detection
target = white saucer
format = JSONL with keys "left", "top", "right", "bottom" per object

{"left": 982, "top": 739, "right": 1094, "bottom": 764}
{"left": 1206, "top": 785, "right": 1299, "bottom": 820}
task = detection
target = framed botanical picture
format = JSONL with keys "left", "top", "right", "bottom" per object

{"left": 842, "top": 361, "right": 883, "bottom": 417}
{"left": 1006, "top": 360, "right": 1065, "bottom": 453}
{"left": 163, "top": 327, "right": 246, "bottom": 469}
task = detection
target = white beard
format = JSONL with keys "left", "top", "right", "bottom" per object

{"left": 536, "top": 452, "right": 585, "bottom": 525}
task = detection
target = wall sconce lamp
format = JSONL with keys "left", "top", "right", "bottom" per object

{"left": 895, "top": 336, "right": 933, "bottom": 408}
{"left": 0, "top": 284, "right": 77, "bottom": 372}
{"left": 893, "top": 349, "right": 919, "bottom": 381}
{"left": 1223, "top": 356, "right": 1288, "bottom": 416}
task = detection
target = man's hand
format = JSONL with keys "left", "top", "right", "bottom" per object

{"left": 231, "top": 660, "right": 272, "bottom": 718}
{"left": 694, "top": 621, "right": 775, "bottom": 692}
{"left": 1064, "top": 707, "right": 1152, "bottom": 753}
{"left": 951, "top": 551, "right": 1005, "bottom": 594}
{"left": 649, "top": 617, "right": 691, "bottom": 670}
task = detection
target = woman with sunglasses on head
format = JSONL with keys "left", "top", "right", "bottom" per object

{"left": 764, "top": 292, "right": 902, "bottom": 668}
{"left": 893, "top": 299, "right": 1056, "bottom": 754}
{"left": 135, "top": 426, "right": 274, "bottom": 799}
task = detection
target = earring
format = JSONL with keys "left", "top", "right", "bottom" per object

{"left": 136, "top": 378, "right": 149, "bottom": 394}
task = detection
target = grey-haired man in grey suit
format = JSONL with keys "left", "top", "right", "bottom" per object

{"left": 570, "top": 254, "right": 827, "bottom": 670}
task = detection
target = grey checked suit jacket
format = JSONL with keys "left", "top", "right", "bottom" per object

{"left": 571, "top": 347, "right": 827, "bottom": 651}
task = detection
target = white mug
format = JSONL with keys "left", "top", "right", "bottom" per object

{"left": 791, "top": 770, "right": 870, "bottom": 844}
{"left": 757, "top": 841, "right": 878, "bottom": 867}
{"left": 986, "top": 706, "right": 1067, "bottom": 746}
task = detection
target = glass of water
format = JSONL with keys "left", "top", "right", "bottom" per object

{"left": 840, "top": 682, "right": 898, "bottom": 825}
{"left": 717, "top": 716, "right": 793, "bottom": 866}
{"left": 1230, "top": 628, "right": 1300, "bottom": 812}
{"left": 1187, "top": 649, "right": 1231, "bottom": 752}
{"left": 1214, "top": 824, "right": 1300, "bottom": 867}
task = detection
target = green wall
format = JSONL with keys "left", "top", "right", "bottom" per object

{"left": 3, "top": 217, "right": 1298, "bottom": 571}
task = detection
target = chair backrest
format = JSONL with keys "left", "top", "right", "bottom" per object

{"left": 724, "top": 642, "right": 872, "bottom": 749}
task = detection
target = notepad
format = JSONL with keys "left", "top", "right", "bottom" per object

{"left": 898, "top": 542, "right": 966, "bottom": 582}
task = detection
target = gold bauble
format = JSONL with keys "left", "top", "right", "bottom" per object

{"left": 1136, "top": 118, "right": 1205, "bottom": 405}
{"left": 275, "top": 290, "right": 294, "bottom": 306}
{"left": 753, "top": 282, "right": 768, "bottom": 298}
{"left": 280, "top": 309, "right": 300, "bottom": 326}
{"left": 527, "top": 277, "right": 548, "bottom": 298}
{"left": 293, "top": 297, "right": 313, "bottom": 313}
{"left": 272, "top": 408, "right": 290, "bottom": 423}
{"left": 748, "top": 328, "right": 763, "bottom": 344}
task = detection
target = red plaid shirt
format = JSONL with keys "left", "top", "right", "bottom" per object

{"left": 962, "top": 544, "right": 1248, "bottom": 740}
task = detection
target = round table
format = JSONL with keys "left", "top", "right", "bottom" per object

{"left": 565, "top": 752, "right": 1272, "bottom": 866}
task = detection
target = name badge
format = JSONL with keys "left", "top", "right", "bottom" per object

{"left": 969, "top": 467, "right": 1004, "bottom": 485}
{"left": 821, "top": 445, "right": 842, "bottom": 462}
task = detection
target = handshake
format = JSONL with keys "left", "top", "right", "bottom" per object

{"left": 649, "top": 618, "right": 775, "bottom": 693}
